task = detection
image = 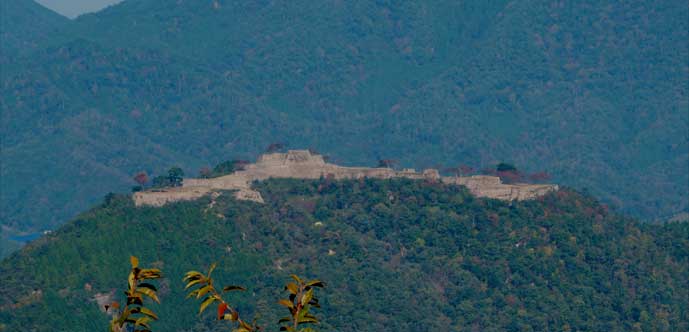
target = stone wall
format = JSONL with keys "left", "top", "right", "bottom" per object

{"left": 133, "top": 187, "right": 211, "bottom": 207}
{"left": 133, "top": 150, "right": 558, "bottom": 207}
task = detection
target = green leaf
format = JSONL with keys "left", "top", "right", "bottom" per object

{"left": 184, "top": 278, "right": 204, "bottom": 290}
{"left": 285, "top": 282, "right": 298, "bottom": 295}
{"left": 131, "top": 307, "right": 158, "bottom": 320}
{"left": 137, "top": 283, "right": 158, "bottom": 292}
{"left": 134, "top": 316, "right": 152, "bottom": 328}
{"left": 199, "top": 296, "right": 216, "bottom": 314}
{"left": 128, "top": 271, "right": 136, "bottom": 291}
{"left": 130, "top": 256, "right": 139, "bottom": 268}
{"left": 277, "top": 299, "right": 294, "bottom": 309}
{"left": 297, "top": 305, "right": 310, "bottom": 321}
{"left": 301, "top": 288, "right": 314, "bottom": 306}
{"left": 222, "top": 285, "right": 247, "bottom": 292}
{"left": 136, "top": 287, "right": 160, "bottom": 303}
{"left": 290, "top": 274, "right": 303, "bottom": 284}
{"left": 186, "top": 289, "right": 199, "bottom": 299}
{"left": 140, "top": 269, "right": 163, "bottom": 278}
{"left": 305, "top": 280, "right": 325, "bottom": 288}
{"left": 196, "top": 285, "right": 212, "bottom": 299}
{"left": 297, "top": 316, "right": 318, "bottom": 324}
{"left": 183, "top": 271, "right": 204, "bottom": 281}
{"left": 308, "top": 297, "right": 320, "bottom": 308}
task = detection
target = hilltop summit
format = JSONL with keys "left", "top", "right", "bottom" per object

{"left": 2, "top": 175, "right": 687, "bottom": 331}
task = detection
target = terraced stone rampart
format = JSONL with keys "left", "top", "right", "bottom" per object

{"left": 133, "top": 150, "right": 558, "bottom": 207}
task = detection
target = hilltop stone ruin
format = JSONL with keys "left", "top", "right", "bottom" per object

{"left": 133, "top": 150, "right": 558, "bottom": 207}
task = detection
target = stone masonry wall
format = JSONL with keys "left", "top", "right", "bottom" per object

{"left": 134, "top": 150, "right": 558, "bottom": 207}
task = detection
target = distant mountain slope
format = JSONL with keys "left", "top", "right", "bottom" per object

{"left": 1, "top": 179, "right": 687, "bottom": 331}
{"left": 0, "top": 0, "right": 69, "bottom": 60}
{"left": 1, "top": 39, "right": 279, "bottom": 231}
{"left": 390, "top": 0, "right": 689, "bottom": 218}
{"left": 1, "top": 0, "right": 687, "bottom": 252}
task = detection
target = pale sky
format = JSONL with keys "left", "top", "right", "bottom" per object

{"left": 36, "top": 0, "right": 124, "bottom": 18}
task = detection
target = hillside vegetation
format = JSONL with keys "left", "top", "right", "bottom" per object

{"left": 0, "top": 0, "right": 70, "bottom": 62}
{"left": 1, "top": 0, "right": 687, "bottom": 251}
{"left": 1, "top": 179, "right": 687, "bottom": 331}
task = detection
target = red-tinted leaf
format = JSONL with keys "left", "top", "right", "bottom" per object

{"left": 217, "top": 302, "right": 228, "bottom": 320}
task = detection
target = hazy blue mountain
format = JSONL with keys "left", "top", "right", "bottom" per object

{"left": 1, "top": 0, "right": 687, "bottom": 253}
{"left": 0, "top": 0, "right": 69, "bottom": 61}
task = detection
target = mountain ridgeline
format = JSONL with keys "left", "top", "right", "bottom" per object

{"left": 1, "top": 0, "right": 688, "bottom": 251}
{"left": 1, "top": 178, "right": 687, "bottom": 331}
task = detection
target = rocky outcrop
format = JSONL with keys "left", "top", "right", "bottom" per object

{"left": 133, "top": 150, "right": 558, "bottom": 207}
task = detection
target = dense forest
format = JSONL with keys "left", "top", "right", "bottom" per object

{"left": 1, "top": 178, "right": 687, "bottom": 331}
{"left": 1, "top": 0, "right": 687, "bottom": 254}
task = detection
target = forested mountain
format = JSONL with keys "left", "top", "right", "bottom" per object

{"left": 1, "top": 178, "right": 687, "bottom": 331}
{"left": 0, "top": 0, "right": 70, "bottom": 61}
{"left": 1, "top": 0, "right": 688, "bottom": 253}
